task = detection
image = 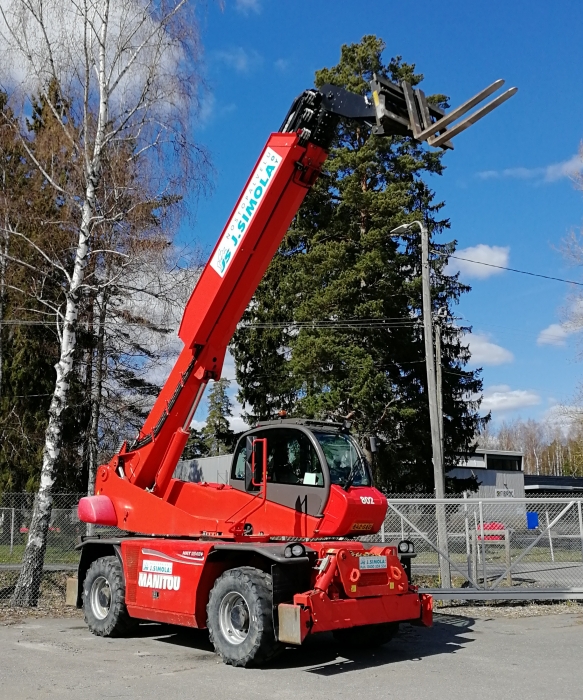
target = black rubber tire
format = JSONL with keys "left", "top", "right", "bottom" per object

{"left": 83, "top": 555, "right": 137, "bottom": 637}
{"left": 333, "top": 622, "right": 399, "bottom": 649}
{"left": 207, "top": 566, "right": 282, "bottom": 667}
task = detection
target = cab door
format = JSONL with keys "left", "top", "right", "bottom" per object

{"left": 229, "top": 427, "right": 329, "bottom": 517}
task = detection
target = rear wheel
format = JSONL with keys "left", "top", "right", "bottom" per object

{"left": 83, "top": 555, "right": 136, "bottom": 637}
{"left": 333, "top": 622, "right": 399, "bottom": 648}
{"left": 207, "top": 567, "right": 281, "bottom": 667}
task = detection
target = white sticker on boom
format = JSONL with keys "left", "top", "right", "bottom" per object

{"left": 210, "top": 147, "right": 283, "bottom": 278}
{"left": 142, "top": 560, "right": 172, "bottom": 574}
{"left": 359, "top": 556, "right": 387, "bottom": 571}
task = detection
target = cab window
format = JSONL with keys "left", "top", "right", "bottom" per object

{"left": 232, "top": 441, "right": 246, "bottom": 480}
{"left": 313, "top": 431, "right": 371, "bottom": 487}
{"left": 231, "top": 429, "right": 324, "bottom": 487}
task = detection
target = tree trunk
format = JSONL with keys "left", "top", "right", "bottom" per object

{"left": 86, "top": 288, "right": 108, "bottom": 531}
{"left": 11, "top": 3, "right": 110, "bottom": 604}
{"left": 0, "top": 221, "right": 7, "bottom": 396}
{"left": 11, "top": 196, "right": 94, "bottom": 606}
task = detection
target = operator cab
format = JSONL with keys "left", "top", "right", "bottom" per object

{"left": 229, "top": 419, "right": 372, "bottom": 518}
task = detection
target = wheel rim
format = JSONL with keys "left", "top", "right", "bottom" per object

{"left": 90, "top": 575, "right": 112, "bottom": 620}
{"left": 218, "top": 591, "right": 250, "bottom": 645}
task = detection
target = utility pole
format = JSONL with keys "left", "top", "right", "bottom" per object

{"left": 391, "top": 220, "right": 451, "bottom": 588}
{"left": 434, "top": 306, "right": 448, "bottom": 465}
{"left": 435, "top": 319, "right": 443, "bottom": 456}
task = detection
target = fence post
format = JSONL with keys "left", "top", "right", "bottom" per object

{"left": 504, "top": 530, "right": 512, "bottom": 587}
{"left": 463, "top": 492, "right": 472, "bottom": 582}
{"left": 10, "top": 507, "right": 15, "bottom": 556}
{"left": 546, "top": 510, "right": 555, "bottom": 562}
{"left": 400, "top": 515, "right": 405, "bottom": 542}
{"left": 479, "top": 500, "right": 486, "bottom": 588}
{"left": 578, "top": 500, "right": 583, "bottom": 563}
{"left": 473, "top": 511, "right": 481, "bottom": 564}
{"left": 471, "top": 531, "right": 478, "bottom": 582}
{"left": 381, "top": 519, "right": 385, "bottom": 543}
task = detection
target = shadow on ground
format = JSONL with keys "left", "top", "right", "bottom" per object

{"left": 130, "top": 612, "right": 476, "bottom": 674}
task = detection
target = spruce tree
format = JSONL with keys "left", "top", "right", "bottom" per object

{"left": 231, "top": 36, "right": 486, "bottom": 492}
{"left": 201, "top": 379, "right": 236, "bottom": 456}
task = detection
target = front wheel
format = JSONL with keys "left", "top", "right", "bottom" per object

{"left": 207, "top": 567, "right": 281, "bottom": 667}
{"left": 83, "top": 555, "right": 136, "bottom": 637}
{"left": 333, "top": 622, "right": 399, "bottom": 648}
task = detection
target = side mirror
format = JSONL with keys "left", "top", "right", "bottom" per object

{"left": 369, "top": 436, "right": 378, "bottom": 453}
{"left": 245, "top": 437, "right": 267, "bottom": 491}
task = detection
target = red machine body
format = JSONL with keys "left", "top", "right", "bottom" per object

{"left": 75, "top": 75, "right": 516, "bottom": 663}
{"left": 77, "top": 123, "right": 430, "bottom": 653}
{"left": 90, "top": 537, "right": 430, "bottom": 640}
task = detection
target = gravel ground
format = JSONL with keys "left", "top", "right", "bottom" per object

{"left": 0, "top": 571, "right": 83, "bottom": 625}
{"left": 3, "top": 601, "right": 578, "bottom": 625}
{"left": 1, "top": 568, "right": 582, "bottom": 624}
{"left": 437, "top": 599, "right": 583, "bottom": 618}
{"left": 2, "top": 612, "right": 583, "bottom": 700}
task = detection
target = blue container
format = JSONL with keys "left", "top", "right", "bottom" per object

{"left": 526, "top": 512, "right": 539, "bottom": 529}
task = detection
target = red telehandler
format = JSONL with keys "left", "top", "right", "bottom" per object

{"left": 75, "top": 73, "right": 516, "bottom": 666}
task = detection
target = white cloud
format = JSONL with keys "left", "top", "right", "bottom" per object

{"left": 0, "top": 2, "right": 191, "bottom": 119}
{"left": 229, "top": 405, "right": 249, "bottom": 434}
{"left": 197, "top": 92, "right": 236, "bottom": 129}
{"left": 221, "top": 349, "right": 238, "bottom": 382}
{"left": 545, "top": 154, "right": 583, "bottom": 182}
{"left": 235, "top": 0, "right": 261, "bottom": 14}
{"left": 197, "top": 91, "right": 216, "bottom": 127}
{"left": 537, "top": 323, "right": 573, "bottom": 347}
{"left": 213, "top": 47, "right": 262, "bottom": 74}
{"left": 274, "top": 58, "right": 289, "bottom": 72}
{"left": 447, "top": 244, "right": 510, "bottom": 279}
{"left": 543, "top": 404, "right": 583, "bottom": 436}
{"left": 466, "top": 333, "right": 514, "bottom": 365}
{"left": 477, "top": 153, "right": 583, "bottom": 184}
{"left": 481, "top": 384, "right": 541, "bottom": 413}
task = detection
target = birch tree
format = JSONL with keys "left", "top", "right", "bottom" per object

{"left": 0, "top": 0, "right": 205, "bottom": 606}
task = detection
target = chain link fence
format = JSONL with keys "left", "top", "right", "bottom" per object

{"left": 2, "top": 493, "right": 583, "bottom": 605}
{"left": 370, "top": 496, "right": 583, "bottom": 600}
{"left": 0, "top": 493, "right": 91, "bottom": 606}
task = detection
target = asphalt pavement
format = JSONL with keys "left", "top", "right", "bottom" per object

{"left": 1, "top": 612, "right": 582, "bottom": 699}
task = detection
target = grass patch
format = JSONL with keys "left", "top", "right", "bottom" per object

{"left": 412, "top": 574, "right": 468, "bottom": 589}
{"left": 0, "top": 544, "right": 80, "bottom": 565}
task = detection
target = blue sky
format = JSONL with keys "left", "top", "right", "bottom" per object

{"left": 185, "top": 0, "right": 583, "bottom": 430}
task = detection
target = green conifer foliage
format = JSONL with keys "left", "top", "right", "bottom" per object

{"left": 231, "top": 36, "right": 486, "bottom": 492}
{"left": 200, "top": 378, "right": 236, "bottom": 457}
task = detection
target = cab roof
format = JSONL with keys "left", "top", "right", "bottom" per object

{"left": 254, "top": 418, "right": 345, "bottom": 433}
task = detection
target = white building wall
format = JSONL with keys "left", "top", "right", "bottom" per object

{"left": 173, "top": 455, "right": 233, "bottom": 484}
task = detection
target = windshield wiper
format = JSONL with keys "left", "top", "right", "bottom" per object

{"left": 343, "top": 464, "right": 356, "bottom": 491}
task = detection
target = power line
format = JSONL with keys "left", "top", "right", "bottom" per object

{"left": 241, "top": 317, "right": 420, "bottom": 330}
{"left": 433, "top": 249, "right": 583, "bottom": 287}
{"left": 0, "top": 320, "right": 174, "bottom": 329}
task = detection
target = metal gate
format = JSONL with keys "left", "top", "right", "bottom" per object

{"left": 374, "top": 497, "right": 583, "bottom": 600}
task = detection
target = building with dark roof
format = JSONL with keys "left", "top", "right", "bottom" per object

{"left": 451, "top": 448, "right": 525, "bottom": 497}
{"left": 524, "top": 474, "right": 583, "bottom": 494}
